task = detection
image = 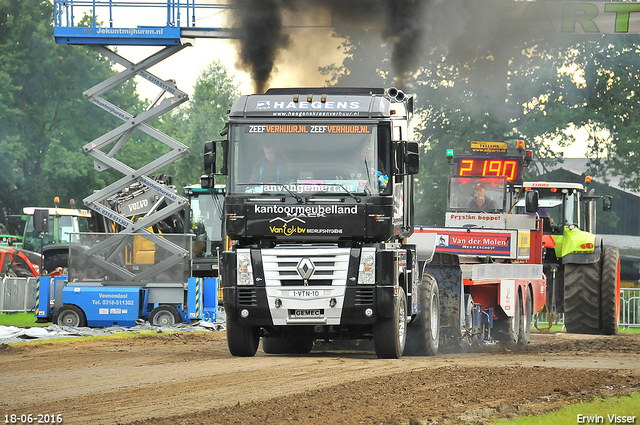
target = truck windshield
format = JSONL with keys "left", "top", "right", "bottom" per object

{"left": 23, "top": 214, "right": 90, "bottom": 251}
{"left": 227, "top": 123, "right": 391, "bottom": 196}
{"left": 447, "top": 176, "right": 506, "bottom": 212}
{"left": 526, "top": 189, "right": 580, "bottom": 228}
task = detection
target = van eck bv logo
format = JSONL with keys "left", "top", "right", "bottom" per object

{"left": 269, "top": 223, "right": 306, "bottom": 236}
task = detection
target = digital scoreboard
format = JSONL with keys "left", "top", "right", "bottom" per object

{"left": 454, "top": 155, "right": 524, "bottom": 184}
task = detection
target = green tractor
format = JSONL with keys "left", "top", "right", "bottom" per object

{"left": 20, "top": 199, "right": 93, "bottom": 274}
{"left": 522, "top": 180, "right": 620, "bottom": 335}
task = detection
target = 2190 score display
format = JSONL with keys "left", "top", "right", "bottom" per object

{"left": 455, "top": 156, "right": 523, "bottom": 183}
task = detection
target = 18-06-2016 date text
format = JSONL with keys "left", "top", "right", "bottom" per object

{"left": 5, "top": 414, "right": 63, "bottom": 424}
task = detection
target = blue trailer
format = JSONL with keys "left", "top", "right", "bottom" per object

{"left": 35, "top": 275, "right": 218, "bottom": 327}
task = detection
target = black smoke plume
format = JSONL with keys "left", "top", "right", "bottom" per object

{"left": 231, "top": 0, "right": 292, "bottom": 94}
{"left": 229, "top": 0, "right": 429, "bottom": 92}
{"left": 381, "top": 0, "right": 426, "bottom": 88}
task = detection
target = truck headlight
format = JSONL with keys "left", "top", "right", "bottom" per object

{"left": 358, "top": 249, "right": 376, "bottom": 284}
{"left": 236, "top": 250, "right": 254, "bottom": 286}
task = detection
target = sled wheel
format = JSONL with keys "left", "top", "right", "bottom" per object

{"left": 518, "top": 288, "right": 532, "bottom": 345}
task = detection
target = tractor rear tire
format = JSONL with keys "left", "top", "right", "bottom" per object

{"left": 564, "top": 261, "right": 601, "bottom": 334}
{"left": 600, "top": 246, "right": 620, "bottom": 335}
{"left": 226, "top": 316, "right": 260, "bottom": 357}
{"left": 374, "top": 286, "right": 408, "bottom": 359}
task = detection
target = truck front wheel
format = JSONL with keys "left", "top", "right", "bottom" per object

{"left": 405, "top": 275, "right": 440, "bottom": 356}
{"left": 600, "top": 246, "right": 620, "bottom": 335}
{"left": 373, "top": 286, "right": 407, "bottom": 359}
{"left": 564, "top": 261, "right": 601, "bottom": 334}
{"left": 226, "top": 317, "right": 260, "bottom": 357}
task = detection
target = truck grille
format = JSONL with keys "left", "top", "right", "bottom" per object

{"left": 262, "top": 247, "right": 350, "bottom": 287}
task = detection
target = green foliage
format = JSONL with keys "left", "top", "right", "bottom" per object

{"left": 159, "top": 60, "right": 240, "bottom": 190}
{"left": 0, "top": 0, "right": 142, "bottom": 222}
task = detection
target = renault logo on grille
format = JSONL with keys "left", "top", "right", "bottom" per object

{"left": 296, "top": 258, "right": 315, "bottom": 280}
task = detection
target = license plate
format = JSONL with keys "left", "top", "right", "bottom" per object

{"left": 290, "top": 290, "right": 321, "bottom": 298}
{"left": 293, "top": 309, "right": 323, "bottom": 318}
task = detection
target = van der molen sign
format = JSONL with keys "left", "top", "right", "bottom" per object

{"left": 505, "top": 2, "right": 640, "bottom": 34}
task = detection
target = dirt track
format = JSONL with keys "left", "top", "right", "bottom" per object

{"left": 1, "top": 331, "right": 639, "bottom": 425}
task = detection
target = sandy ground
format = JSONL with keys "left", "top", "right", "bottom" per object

{"left": 1, "top": 330, "right": 639, "bottom": 425}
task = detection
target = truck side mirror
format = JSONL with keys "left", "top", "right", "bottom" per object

{"left": 204, "top": 140, "right": 228, "bottom": 176}
{"left": 220, "top": 140, "right": 229, "bottom": 175}
{"left": 33, "top": 209, "right": 50, "bottom": 233}
{"left": 204, "top": 141, "right": 216, "bottom": 174}
{"left": 602, "top": 195, "right": 612, "bottom": 211}
{"left": 525, "top": 190, "right": 539, "bottom": 213}
{"left": 405, "top": 141, "right": 419, "bottom": 175}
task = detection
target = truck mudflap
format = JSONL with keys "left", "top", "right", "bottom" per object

{"left": 421, "top": 263, "right": 463, "bottom": 337}
{"left": 375, "top": 285, "right": 400, "bottom": 319}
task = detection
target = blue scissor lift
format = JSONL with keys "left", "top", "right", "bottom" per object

{"left": 36, "top": 1, "right": 235, "bottom": 327}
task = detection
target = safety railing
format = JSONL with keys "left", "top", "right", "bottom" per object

{"left": 0, "top": 277, "right": 36, "bottom": 313}
{"left": 620, "top": 287, "right": 640, "bottom": 329}
{"left": 52, "top": 0, "right": 235, "bottom": 45}
{"left": 53, "top": 0, "right": 231, "bottom": 30}
{"left": 534, "top": 287, "right": 640, "bottom": 329}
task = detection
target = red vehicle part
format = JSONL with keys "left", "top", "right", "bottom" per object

{"left": 0, "top": 247, "right": 42, "bottom": 277}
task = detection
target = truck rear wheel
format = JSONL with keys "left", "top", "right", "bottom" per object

{"left": 564, "top": 261, "right": 601, "bottom": 334}
{"left": 53, "top": 305, "right": 87, "bottom": 327}
{"left": 149, "top": 305, "right": 182, "bottom": 326}
{"left": 600, "top": 246, "right": 620, "bottom": 335}
{"left": 373, "top": 286, "right": 407, "bottom": 359}
{"left": 226, "top": 317, "right": 260, "bottom": 357}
